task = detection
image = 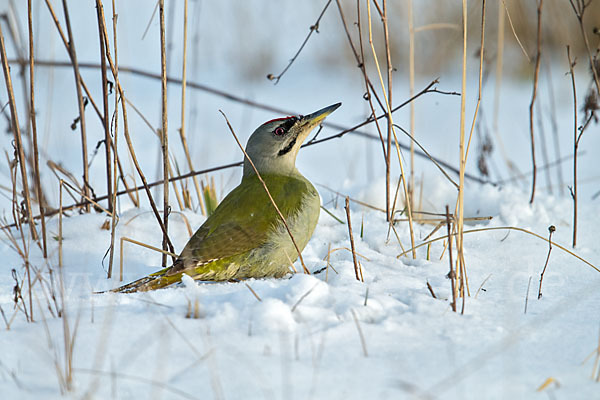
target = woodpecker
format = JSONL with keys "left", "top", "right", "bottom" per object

{"left": 113, "top": 103, "right": 341, "bottom": 293}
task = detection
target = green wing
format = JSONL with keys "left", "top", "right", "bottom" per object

{"left": 172, "top": 174, "right": 314, "bottom": 272}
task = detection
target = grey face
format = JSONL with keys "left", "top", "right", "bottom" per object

{"left": 243, "top": 103, "right": 341, "bottom": 176}
{"left": 263, "top": 116, "right": 303, "bottom": 157}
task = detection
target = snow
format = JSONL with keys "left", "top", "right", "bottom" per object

{"left": 1, "top": 0, "right": 600, "bottom": 399}
{"left": 1, "top": 182, "right": 599, "bottom": 399}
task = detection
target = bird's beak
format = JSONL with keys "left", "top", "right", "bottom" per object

{"left": 300, "top": 102, "right": 341, "bottom": 129}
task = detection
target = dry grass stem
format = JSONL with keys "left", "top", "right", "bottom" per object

{"left": 426, "top": 281, "right": 437, "bottom": 299}
{"left": 464, "top": 0, "right": 486, "bottom": 165}
{"left": 107, "top": 0, "right": 120, "bottom": 285}
{"left": 178, "top": 0, "right": 206, "bottom": 215}
{"left": 27, "top": 0, "right": 47, "bottom": 257}
{"left": 95, "top": 0, "right": 113, "bottom": 214}
{"left": 500, "top": 0, "right": 531, "bottom": 62}
{"left": 456, "top": 0, "right": 468, "bottom": 315}
{"left": 568, "top": 0, "right": 600, "bottom": 96}
{"left": 474, "top": 274, "right": 492, "bottom": 298}
{"left": 291, "top": 283, "right": 319, "bottom": 312}
{"left": 367, "top": 0, "right": 416, "bottom": 257}
{"left": 159, "top": 0, "right": 170, "bottom": 268}
{"left": 61, "top": 0, "right": 91, "bottom": 212}
{"left": 43, "top": 0, "right": 103, "bottom": 120}
{"left": 407, "top": 0, "right": 415, "bottom": 211}
{"left": 524, "top": 276, "right": 532, "bottom": 314}
{"left": 528, "top": 0, "right": 543, "bottom": 204}
{"left": 445, "top": 206, "right": 456, "bottom": 312}
{"left": 345, "top": 197, "right": 361, "bottom": 282}
{"left": 383, "top": 0, "right": 394, "bottom": 223}
{"left": 567, "top": 46, "right": 578, "bottom": 248}
{"left": 0, "top": 21, "right": 38, "bottom": 242}
{"left": 119, "top": 236, "right": 177, "bottom": 282}
{"left": 397, "top": 225, "right": 599, "bottom": 273}
{"left": 244, "top": 283, "right": 262, "bottom": 302}
{"left": 96, "top": 0, "right": 176, "bottom": 264}
{"left": 537, "top": 225, "right": 555, "bottom": 299}
{"left": 350, "top": 309, "right": 368, "bottom": 357}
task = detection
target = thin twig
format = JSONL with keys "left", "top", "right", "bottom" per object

{"left": 528, "top": 0, "right": 543, "bottom": 204}
{"left": 457, "top": 0, "right": 468, "bottom": 315}
{"left": 96, "top": 0, "right": 113, "bottom": 213}
{"left": 397, "top": 225, "right": 599, "bottom": 274}
{"left": 267, "top": 0, "right": 333, "bottom": 84}
{"left": 178, "top": 0, "right": 205, "bottom": 215}
{"left": 345, "top": 197, "right": 361, "bottom": 281}
{"left": 537, "top": 225, "right": 555, "bottom": 299}
{"left": 500, "top": 0, "right": 531, "bottom": 62}
{"left": 383, "top": 0, "right": 393, "bottom": 223}
{"left": 445, "top": 206, "right": 456, "bottom": 312}
{"left": 27, "top": 0, "right": 46, "bottom": 257}
{"left": 159, "top": 0, "right": 170, "bottom": 268}
{"left": 0, "top": 21, "right": 38, "bottom": 241}
{"left": 219, "top": 110, "right": 310, "bottom": 274}
{"left": 567, "top": 46, "right": 578, "bottom": 248}
{"left": 524, "top": 276, "right": 532, "bottom": 314}
{"left": 62, "top": 0, "right": 91, "bottom": 212}
{"left": 426, "top": 281, "right": 437, "bottom": 299}
{"left": 95, "top": 2, "right": 176, "bottom": 264}
{"left": 351, "top": 309, "right": 368, "bottom": 357}
{"left": 568, "top": 0, "right": 600, "bottom": 96}
{"left": 106, "top": 0, "right": 119, "bottom": 281}
{"left": 367, "top": 0, "right": 416, "bottom": 257}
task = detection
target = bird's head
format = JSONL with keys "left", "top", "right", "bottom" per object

{"left": 244, "top": 103, "right": 341, "bottom": 176}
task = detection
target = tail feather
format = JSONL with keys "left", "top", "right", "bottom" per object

{"left": 109, "top": 268, "right": 184, "bottom": 293}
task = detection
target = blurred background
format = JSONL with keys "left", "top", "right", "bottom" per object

{"left": 1, "top": 0, "right": 599, "bottom": 218}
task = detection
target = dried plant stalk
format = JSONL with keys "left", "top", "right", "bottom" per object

{"left": 345, "top": 197, "right": 361, "bottom": 281}
{"left": 366, "top": 0, "right": 416, "bottom": 258}
{"left": 178, "top": 0, "right": 206, "bottom": 215}
{"left": 0, "top": 22, "right": 38, "bottom": 242}
{"left": 456, "top": 0, "right": 468, "bottom": 315}
{"left": 27, "top": 0, "right": 47, "bottom": 256}
{"left": 61, "top": 0, "right": 91, "bottom": 212}
{"left": 159, "top": 0, "right": 170, "bottom": 268}
{"left": 528, "top": 0, "right": 543, "bottom": 204}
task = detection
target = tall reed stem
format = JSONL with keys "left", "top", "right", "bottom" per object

{"left": 62, "top": 0, "right": 90, "bottom": 212}
{"left": 159, "top": 0, "right": 170, "bottom": 267}
{"left": 0, "top": 22, "right": 38, "bottom": 242}
{"left": 28, "top": 0, "right": 47, "bottom": 257}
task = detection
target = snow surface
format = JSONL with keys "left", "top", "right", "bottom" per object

{"left": 1, "top": 180, "right": 599, "bottom": 399}
{"left": 1, "top": 0, "right": 600, "bottom": 399}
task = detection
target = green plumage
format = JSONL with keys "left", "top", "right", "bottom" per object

{"left": 112, "top": 102, "right": 340, "bottom": 293}
{"left": 113, "top": 174, "right": 320, "bottom": 293}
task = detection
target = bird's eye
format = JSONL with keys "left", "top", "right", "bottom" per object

{"left": 274, "top": 127, "right": 285, "bottom": 136}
